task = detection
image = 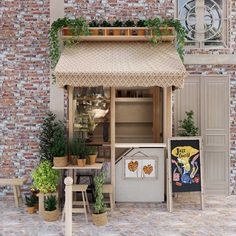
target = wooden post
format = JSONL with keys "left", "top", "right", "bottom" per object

{"left": 152, "top": 87, "right": 161, "bottom": 143}
{"left": 110, "top": 87, "right": 116, "bottom": 207}
{"left": 64, "top": 177, "right": 73, "bottom": 236}
{"left": 199, "top": 138, "right": 205, "bottom": 210}
{"left": 68, "top": 86, "right": 74, "bottom": 142}
{"left": 167, "top": 139, "right": 173, "bottom": 213}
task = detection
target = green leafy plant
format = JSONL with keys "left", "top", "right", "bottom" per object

{"left": 93, "top": 172, "right": 106, "bottom": 214}
{"left": 88, "top": 146, "right": 97, "bottom": 155}
{"left": 100, "top": 20, "right": 111, "bottom": 27}
{"left": 89, "top": 20, "right": 100, "bottom": 27}
{"left": 49, "top": 17, "right": 89, "bottom": 82}
{"left": 76, "top": 138, "right": 90, "bottom": 159}
{"left": 137, "top": 20, "right": 146, "bottom": 27}
{"left": 70, "top": 137, "right": 80, "bottom": 156}
{"left": 177, "top": 110, "right": 199, "bottom": 136}
{"left": 44, "top": 195, "right": 57, "bottom": 211}
{"left": 25, "top": 195, "right": 37, "bottom": 207}
{"left": 32, "top": 161, "right": 60, "bottom": 194}
{"left": 124, "top": 19, "right": 135, "bottom": 27}
{"left": 113, "top": 20, "right": 123, "bottom": 27}
{"left": 51, "top": 121, "right": 67, "bottom": 157}
{"left": 39, "top": 111, "right": 66, "bottom": 162}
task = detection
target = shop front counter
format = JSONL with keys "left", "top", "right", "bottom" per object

{"left": 115, "top": 143, "right": 166, "bottom": 202}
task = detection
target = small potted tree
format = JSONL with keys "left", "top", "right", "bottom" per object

{"left": 92, "top": 172, "right": 108, "bottom": 226}
{"left": 43, "top": 195, "right": 59, "bottom": 221}
{"left": 25, "top": 195, "right": 37, "bottom": 214}
{"left": 52, "top": 121, "right": 67, "bottom": 167}
{"left": 87, "top": 146, "right": 97, "bottom": 165}
{"left": 32, "top": 160, "right": 60, "bottom": 215}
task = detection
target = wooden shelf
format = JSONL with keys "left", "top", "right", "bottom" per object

{"left": 61, "top": 27, "right": 175, "bottom": 42}
{"left": 115, "top": 97, "right": 152, "bottom": 103}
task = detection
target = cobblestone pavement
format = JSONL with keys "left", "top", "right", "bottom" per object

{"left": 0, "top": 195, "right": 236, "bottom": 236}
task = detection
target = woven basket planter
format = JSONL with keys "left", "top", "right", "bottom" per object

{"left": 53, "top": 156, "right": 68, "bottom": 167}
{"left": 92, "top": 212, "right": 108, "bottom": 226}
{"left": 43, "top": 209, "right": 59, "bottom": 222}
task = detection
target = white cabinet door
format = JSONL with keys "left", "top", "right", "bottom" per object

{"left": 174, "top": 76, "right": 229, "bottom": 195}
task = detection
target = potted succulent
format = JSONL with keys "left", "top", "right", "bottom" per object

{"left": 52, "top": 121, "right": 67, "bottom": 167}
{"left": 87, "top": 146, "right": 97, "bottom": 165}
{"left": 92, "top": 172, "right": 108, "bottom": 226}
{"left": 25, "top": 195, "right": 37, "bottom": 214}
{"left": 124, "top": 19, "right": 137, "bottom": 35}
{"left": 43, "top": 195, "right": 59, "bottom": 222}
{"left": 100, "top": 20, "right": 112, "bottom": 35}
{"left": 32, "top": 161, "right": 60, "bottom": 214}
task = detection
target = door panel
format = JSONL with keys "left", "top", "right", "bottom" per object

{"left": 174, "top": 76, "right": 229, "bottom": 195}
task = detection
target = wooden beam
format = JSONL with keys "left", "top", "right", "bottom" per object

{"left": 68, "top": 86, "right": 74, "bottom": 142}
{"left": 152, "top": 87, "right": 161, "bottom": 142}
{"left": 163, "top": 87, "right": 172, "bottom": 143}
{"left": 110, "top": 87, "right": 116, "bottom": 207}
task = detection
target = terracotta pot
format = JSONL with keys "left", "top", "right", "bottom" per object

{"left": 27, "top": 206, "right": 35, "bottom": 214}
{"left": 62, "top": 28, "right": 72, "bottom": 36}
{"left": 138, "top": 29, "right": 145, "bottom": 36}
{"left": 77, "top": 159, "right": 86, "bottom": 167}
{"left": 53, "top": 156, "right": 68, "bottom": 167}
{"left": 120, "top": 29, "right": 129, "bottom": 36}
{"left": 34, "top": 203, "right": 39, "bottom": 211}
{"left": 43, "top": 209, "right": 59, "bottom": 222}
{"left": 88, "top": 154, "right": 97, "bottom": 165}
{"left": 92, "top": 212, "right": 108, "bottom": 226}
{"left": 113, "top": 29, "right": 121, "bottom": 36}
{"left": 90, "top": 29, "right": 98, "bottom": 36}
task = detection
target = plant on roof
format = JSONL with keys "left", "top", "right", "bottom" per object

{"left": 124, "top": 19, "right": 135, "bottom": 27}
{"left": 49, "top": 17, "right": 89, "bottom": 82}
{"left": 177, "top": 110, "right": 199, "bottom": 136}
{"left": 113, "top": 20, "right": 123, "bottom": 27}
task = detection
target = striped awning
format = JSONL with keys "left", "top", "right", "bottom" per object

{"left": 55, "top": 42, "right": 188, "bottom": 88}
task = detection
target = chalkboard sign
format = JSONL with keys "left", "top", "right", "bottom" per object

{"left": 170, "top": 138, "right": 201, "bottom": 192}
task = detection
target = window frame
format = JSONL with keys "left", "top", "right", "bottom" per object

{"left": 175, "top": 0, "right": 230, "bottom": 49}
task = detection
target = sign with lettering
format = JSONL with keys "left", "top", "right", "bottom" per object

{"left": 170, "top": 138, "right": 201, "bottom": 192}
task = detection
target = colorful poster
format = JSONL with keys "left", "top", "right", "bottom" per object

{"left": 170, "top": 139, "right": 201, "bottom": 192}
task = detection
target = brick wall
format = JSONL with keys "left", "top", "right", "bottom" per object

{"left": 0, "top": 1, "right": 50, "bottom": 195}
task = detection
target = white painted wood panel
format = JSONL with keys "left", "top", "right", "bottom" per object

{"left": 174, "top": 76, "right": 229, "bottom": 195}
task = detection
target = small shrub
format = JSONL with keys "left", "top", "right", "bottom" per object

{"left": 44, "top": 195, "right": 57, "bottom": 211}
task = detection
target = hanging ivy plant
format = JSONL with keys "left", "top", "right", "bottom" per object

{"left": 49, "top": 17, "right": 89, "bottom": 81}
{"left": 49, "top": 17, "right": 186, "bottom": 82}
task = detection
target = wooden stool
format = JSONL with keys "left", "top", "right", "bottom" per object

{"left": 0, "top": 178, "right": 27, "bottom": 208}
{"left": 72, "top": 184, "right": 90, "bottom": 222}
{"left": 102, "top": 184, "right": 114, "bottom": 210}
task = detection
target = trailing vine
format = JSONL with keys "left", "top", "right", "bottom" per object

{"left": 49, "top": 17, "right": 186, "bottom": 82}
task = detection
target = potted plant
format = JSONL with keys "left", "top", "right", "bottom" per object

{"left": 77, "top": 138, "right": 89, "bottom": 167}
{"left": 52, "top": 121, "right": 67, "bottom": 167}
{"left": 89, "top": 20, "right": 99, "bottom": 35}
{"left": 70, "top": 137, "right": 80, "bottom": 165}
{"left": 25, "top": 195, "right": 37, "bottom": 214}
{"left": 100, "top": 20, "right": 112, "bottom": 35}
{"left": 177, "top": 110, "right": 199, "bottom": 136}
{"left": 43, "top": 195, "right": 59, "bottom": 222}
{"left": 87, "top": 146, "right": 97, "bottom": 165}
{"left": 32, "top": 161, "right": 60, "bottom": 215}
{"left": 137, "top": 19, "right": 146, "bottom": 36}
{"left": 92, "top": 172, "right": 108, "bottom": 226}
{"left": 124, "top": 19, "right": 137, "bottom": 35}
{"left": 112, "top": 20, "right": 123, "bottom": 35}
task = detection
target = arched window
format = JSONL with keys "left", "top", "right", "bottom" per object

{"left": 177, "top": 0, "right": 229, "bottom": 47}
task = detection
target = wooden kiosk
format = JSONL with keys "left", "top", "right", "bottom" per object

{"left": 54, "top": 30, "right": 188, "bottom": 206}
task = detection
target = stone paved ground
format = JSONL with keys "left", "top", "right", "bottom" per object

{"left": 0, "top": 195, "right": 236, "bottom": 236}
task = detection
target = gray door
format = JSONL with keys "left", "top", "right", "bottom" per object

{"left": 174, "top": 76, "right": 230, "bottom": 195}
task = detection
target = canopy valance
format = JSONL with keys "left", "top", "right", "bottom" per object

{"left": 55, "top": 42, "right": 188, "bottom": 88}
